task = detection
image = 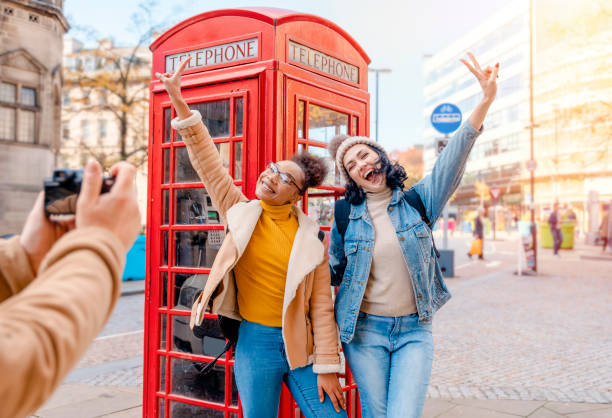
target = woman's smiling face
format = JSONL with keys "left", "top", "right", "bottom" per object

{"left": 255, "top": 160, "right": 305, "bottom": 205}
{"left": 343, "top": 144, "right": 387, "bottom": 192}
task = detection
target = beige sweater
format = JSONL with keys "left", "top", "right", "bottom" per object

{"left": 0, "top": 228, "right": 124, "bottom": 418}
{"left": 361, "top": 188, "right": 417, "bottom": 316}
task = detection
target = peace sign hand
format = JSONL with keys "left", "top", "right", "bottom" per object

{"left": 155, "top": 56, "right": 191, "bottom": 96}
{"left": 460, "top": 52, "right": 499, "bottom": 103}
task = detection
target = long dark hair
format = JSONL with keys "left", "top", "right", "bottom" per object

{"left": 344, "top": 146, "right": 408, "bottom": 205}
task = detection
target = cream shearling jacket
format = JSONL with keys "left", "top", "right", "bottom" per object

{"left": 173, "top": 110, "right": 342, "bottom": 373}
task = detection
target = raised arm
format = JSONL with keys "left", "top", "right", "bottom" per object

{"left": 155, "top": 58, "right": 246, "bottom": 221}
{"left": 413, "top": 53, "right": 498, "bottom": 224}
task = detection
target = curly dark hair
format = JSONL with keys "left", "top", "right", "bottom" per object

{"left": 344, "top": 146, "right": 408, "bottom": 205}
{"left": 290, "top": 151, "right": 329, "bottom": 195}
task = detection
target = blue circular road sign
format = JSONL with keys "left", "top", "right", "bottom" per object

{"left": 430, "top": 103, "right": 462, "bottom": 134}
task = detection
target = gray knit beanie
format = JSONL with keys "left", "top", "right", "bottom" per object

{"left": 328, "top": 134, "right": 388, "bottom": 180}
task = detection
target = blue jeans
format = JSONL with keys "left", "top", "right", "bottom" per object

{"left": 342, "top": 312, "right": 433, "bottom": 418}
{"left": 234, "top": 320, "right": 346, "bottom": 418}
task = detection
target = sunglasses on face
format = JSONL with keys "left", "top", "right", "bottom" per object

{"left": 266, "top": 161, "right": 304, "bottom": 194}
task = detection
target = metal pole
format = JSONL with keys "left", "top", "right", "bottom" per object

{"left": 529, "top": 0, "right": 538, "bottom": 272}
{"left": 368, "top": 68, "right": 391, "bottom": 142}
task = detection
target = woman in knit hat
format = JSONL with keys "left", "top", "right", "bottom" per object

{"left": 328, "top": 52, "right": 498, "bottom": 418}
{"left": 156, "top": 58, "right": 346, "bottom": 418}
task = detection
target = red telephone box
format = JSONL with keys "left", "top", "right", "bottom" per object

{"left": 145, "top": 8, "right": 370, "bottom": 417}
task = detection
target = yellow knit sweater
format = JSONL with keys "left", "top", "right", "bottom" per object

{"left": 233, "top": 201, "right": 298, "bottom": 327}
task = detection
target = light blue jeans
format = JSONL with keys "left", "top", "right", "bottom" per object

{"left": 342, "top": 312, "right": 434, "bottom": 418}
{"left": 234, "top": 320, "right": 347, "bottom": 418}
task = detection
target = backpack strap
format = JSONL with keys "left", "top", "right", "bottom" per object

{"left": 317, "top": 230, "right": 325, "bottom": 242}
{"left": 404, "top": 189, "right": 429, "bottom": 227}
{"left": 334, "top": 198, "right": 351, "bottom": 239}
{"left": 404, "top": 189, "right": 440, "bottom": 258}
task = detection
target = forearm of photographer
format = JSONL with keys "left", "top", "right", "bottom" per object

{"left": 0, "top": 161, "right": 140, "bottom": 418}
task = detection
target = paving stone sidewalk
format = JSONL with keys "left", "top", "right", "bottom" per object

{"left": 31, "top": 384, "right": 612, "bottom": 417}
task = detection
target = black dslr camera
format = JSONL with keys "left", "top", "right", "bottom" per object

{"left": 44, "top": 169, "right": 115, "bottom": 216}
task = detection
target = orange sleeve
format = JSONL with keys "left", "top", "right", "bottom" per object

{"left": 0, "top": 227, "right": 124, "bottom": 418}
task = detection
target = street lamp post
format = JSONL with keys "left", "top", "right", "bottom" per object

{"left": 528, "top": 0, "right": 538, "bottom": 272}
{"left": 368, "top": 68, "right": 391, "bottom": 142}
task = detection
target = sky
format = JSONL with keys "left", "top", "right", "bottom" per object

{"left": 64, "top": 0, "right": 510, "bottom": 151}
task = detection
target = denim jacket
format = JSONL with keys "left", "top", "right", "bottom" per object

{"left": 329, "top": 120, "right": 482, "bottom": 343}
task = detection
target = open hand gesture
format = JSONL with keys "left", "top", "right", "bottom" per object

{"left": 155, "top": 56, "right": 191, "bottom": 96}
{"left": 460, "top": 52, "right": 498, "bottom": 103}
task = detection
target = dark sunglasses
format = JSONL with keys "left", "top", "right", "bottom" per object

{"left": 266, "top": 161, "right": 304, "bottom": 194}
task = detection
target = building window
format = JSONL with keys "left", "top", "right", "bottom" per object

{"left": 29, "top": 14, "right": 39, "bottom": 23}
{"left": 3, "top": 7, "right": 14, "bottom": 16}
{"left": 18, "top": 110, "right": 36, "bottom": 143}
{"left": 1, "top": 83, "right": 39, "bottom": 143}
{"left": 81, "top": 120, "right": 90, "bottom": 141}
{"left": 21, "top": 87, "right": 37, "bottom": 107}
{"left": 62, "top": 123, "right": 70, "bottom": 140}
{"left": 0, "top": 107, "right": 16, "bottom": 140}
{"left": 0, "top": 82, "right": 16, "bottom": 103}
{"left": 63, "top": 92, "right": 70, "bottom": 106}
{"left": 98, "top": 120, "right": 107, "bottom": 139}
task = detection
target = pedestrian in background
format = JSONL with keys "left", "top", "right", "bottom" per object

{"left": 599, "top": 210, "right": 609, "bottom": 253}
{"left": 0, "top": 161, "right": 141, "bottom": 418}
{"left": 549, "top": 202, "right": 563, "bottom": 257}
{"left": 328, "top": 52, "right": 498, "bottom": 418}
{"left": 468, "top": 207, "right": 485, "bottom": 260}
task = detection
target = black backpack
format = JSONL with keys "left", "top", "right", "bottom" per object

{"left": 193, "top": 230, "right": 326, "bottom": 375}
{"left": 331, "top": 188, "right": 439, "bottom": 285}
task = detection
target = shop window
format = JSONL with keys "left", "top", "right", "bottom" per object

{"left": 307, "top": 103, "right": 348, "bottom": 143}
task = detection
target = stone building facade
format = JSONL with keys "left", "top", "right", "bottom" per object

{"left": 0, "top": 0, "right": 68, "bottom": 234}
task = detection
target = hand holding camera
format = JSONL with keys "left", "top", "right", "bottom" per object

{"left": 20, "top": 161, "right": 141, "bottom": 273}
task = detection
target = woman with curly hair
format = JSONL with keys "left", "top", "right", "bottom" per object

{"left": 328, "top": 53, "right": 498, "bottom": 418}
{"left": 156, "top": 58, "right": 346, "bottom": 418}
